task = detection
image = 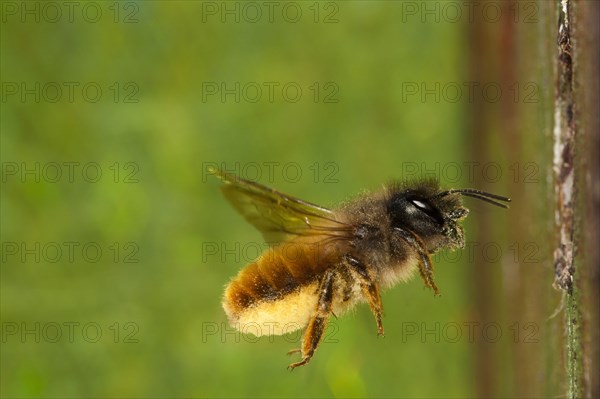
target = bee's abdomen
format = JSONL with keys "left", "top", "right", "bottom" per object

{"left": 222, "top": 239, "right": 339, "bottom": 336}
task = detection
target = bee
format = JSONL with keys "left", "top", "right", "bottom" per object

{"left": 210, "top": 167, "right": 510, "bottom": 369}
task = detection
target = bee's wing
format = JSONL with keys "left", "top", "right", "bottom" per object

{"left": 210, "top": 167, "right": 354, "bottom": 244}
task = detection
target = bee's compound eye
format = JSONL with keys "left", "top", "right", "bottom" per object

{"left": 409, "top": 198, "right": 444, "bottom": 225}
{"left": 411, "top": 199, "right": 431, "bottom": 212}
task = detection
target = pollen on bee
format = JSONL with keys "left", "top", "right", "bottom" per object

{"left": 222, "top": 282, "right": 319, "bottom": 336}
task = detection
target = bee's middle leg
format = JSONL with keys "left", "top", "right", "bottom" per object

{"left": 344, "top": 255, "right": 385, "bottom": 336}
{"left": 287, "top": 270, "right": 335, "bottom": 370}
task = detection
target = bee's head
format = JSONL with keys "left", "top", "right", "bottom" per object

{"left": 386, "top": 180, "right": 510, "bottom": 252}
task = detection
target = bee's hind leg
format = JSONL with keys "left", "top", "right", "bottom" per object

{"left": 287, "top": 270, "right": 335, "bottom": 370}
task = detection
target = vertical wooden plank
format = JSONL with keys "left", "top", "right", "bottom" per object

{"left": 573, "top": 1, "right": 600, "bottom": 397}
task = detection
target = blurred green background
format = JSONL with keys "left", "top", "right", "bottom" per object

{"left": 2, "top": 1, "right": 560, "bottom": 398}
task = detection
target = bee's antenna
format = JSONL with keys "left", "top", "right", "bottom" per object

{"left": 434, "top": 189, "right": 511, "bottom": 209}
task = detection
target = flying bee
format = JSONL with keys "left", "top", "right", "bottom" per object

{"left": 210, "top": 167, "right": 510, "bottom": 370}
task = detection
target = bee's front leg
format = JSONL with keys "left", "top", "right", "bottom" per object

{"left": 287, "top": 270, "right": 335, "bottom": 370}
{"left": 393, "top": 227, "right": 440, "bottom": 296}
{"left": 344, "top": 255, "right": 385, "bottom": 337}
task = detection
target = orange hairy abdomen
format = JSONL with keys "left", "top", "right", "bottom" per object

{"left": 222, "top": 237, "right": 344, "bottom": 335}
